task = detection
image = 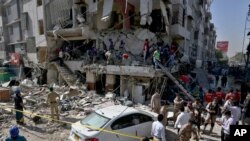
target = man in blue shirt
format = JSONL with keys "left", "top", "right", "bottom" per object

{"left": 5, "top": 126, "right": 27, "bottom": 141}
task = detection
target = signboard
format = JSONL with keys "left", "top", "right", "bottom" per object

{"left": 217, "top": 41, "right": 229, "bottom": 53}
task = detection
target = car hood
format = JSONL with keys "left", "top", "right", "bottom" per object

{"left": 72, "top": 121, "right": 100, "bottom": 138}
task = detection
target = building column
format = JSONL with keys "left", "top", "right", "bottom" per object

{"left": 105, "top": 74, "right": 115, "bottom": 92}
{"left": 86, "top": 71, "right": 96, "bottom": 90}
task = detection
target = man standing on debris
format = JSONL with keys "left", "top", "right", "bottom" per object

{"left": 47, "top": 87, "right": 60, "bottom": 120}
{"left": 143, "top": 39, "right": 149, "bottom": 64}
{"left": 153, "top": 48, "right": 160, "bottom": 69}
{"left": 14, "top": 89, "right": 25, "bottom": 125}
{"left": 59, "top": 49, "right": 64, "bottom": 66}
{"left": 151, "top": 90, "right": 161, "bottom": 114}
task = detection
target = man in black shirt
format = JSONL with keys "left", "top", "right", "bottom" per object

{"left": 14, "top": 89, "right": 25, "bottom": 124}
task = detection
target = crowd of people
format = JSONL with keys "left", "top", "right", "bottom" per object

{"left": 149, "top": 86, "right": 250, "bottom": 141}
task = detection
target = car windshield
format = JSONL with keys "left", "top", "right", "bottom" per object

{"left": 80, "top": 112, "right": 110, "bottom": 129}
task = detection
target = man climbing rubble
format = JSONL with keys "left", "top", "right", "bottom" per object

{"left": 153, "top": 48, "right": 160, "bottom": 69}
{"left": 47, "top": 87, "right": 60, "bottom": 120}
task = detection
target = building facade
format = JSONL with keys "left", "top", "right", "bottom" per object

{"left": 0, "top": 0, "right": 47, "bottom": 66}
{"left": 0, "top": 0, "right": 217, "bottom": 101}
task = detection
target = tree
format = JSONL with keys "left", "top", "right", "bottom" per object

{"left": 215, "top": 50, "right": 223, "bottom": 60}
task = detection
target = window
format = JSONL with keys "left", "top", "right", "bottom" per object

{"left": 38, "top": 20, "right": 44, "bottom": 35}
{"left": 7, "top": 6, "right": 11, "bottom": 15}
{"left": 9, "top": 26, "right": 13, "bottom": 35}
{"left": 111, "top": 115, "right": 134, "bottom": 130}
{"left": 111, "top": 114, "right": 153, "bottom": 130}
{"left": 37, "top": 0, "right": 42, "bottom": 6}
{"left": 81, "top": 112, "right": 110, "bottom": 129}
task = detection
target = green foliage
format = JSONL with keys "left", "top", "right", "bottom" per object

{"left": 215, "top": 50, "right": 223, "bottom": 59}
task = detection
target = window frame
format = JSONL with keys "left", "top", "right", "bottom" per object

{"left": 111, "top": 113, "right": 153, "bottom": 130}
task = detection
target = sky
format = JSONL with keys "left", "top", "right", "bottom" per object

{"left": 211, "top": 0, "right": 250, "bottom": 57}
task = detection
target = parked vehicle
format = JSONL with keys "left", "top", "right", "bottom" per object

{"left": 69, "top": 105, "right": 156, "bottom": 141}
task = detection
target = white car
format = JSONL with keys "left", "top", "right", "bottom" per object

{"left": 69, "top": 105, "right": 156, "bottom": 141}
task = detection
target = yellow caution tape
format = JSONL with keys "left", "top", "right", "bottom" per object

{"left": 0, "top": 105, "right": 156, "bottom": 140}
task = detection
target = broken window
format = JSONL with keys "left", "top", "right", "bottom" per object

{"left": 38, "top": 20, "right": 44, "bottom": 35}
{"left": 187, "top": 18, "right": 193, "bottom": 32}
{"left": 111, "top": 114, "right": 135, "bottom": 130}
{"left": 37, "top": 0, "right": 43, "bottom": 6}
{"left": 111, "top": 113, "right": 153, "bottom": 130}
{"left": 194, "top": 30, "right": 199, "bottom": 40}
{"left": 150, "top": 9, "right": 166, "bottom": 33}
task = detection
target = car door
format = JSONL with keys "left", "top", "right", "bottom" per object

{"left": 132, "top": 113, "right": 154, "bottom": 138}
{"left": 109, "top": 114, "right": 138, "bottom": 141}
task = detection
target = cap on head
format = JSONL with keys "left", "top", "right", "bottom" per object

{"left": 9, "top": 126, "right": 19, "bottom": 138}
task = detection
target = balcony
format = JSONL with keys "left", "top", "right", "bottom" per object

{"left": 186, "top": 5, "right": 194, "bottom": 19}
{"left": 171, "top": 24, "right": 190, "bottom": 39}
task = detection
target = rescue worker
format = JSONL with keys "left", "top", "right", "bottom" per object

{"left": 203, "top": 98, "right": 219, "bottom": 134}
{"left": 215, "top": 87, "right": 224, "bottom": 106}
{"left": 160, "top": 102, "right": 168, "bottom": 126}
{"left": 153, "top": 48, "right": 160, "bottom": 69}
{"left": 5, "top": 126, "right": 27, "bottom": 141}
{"left": 143, "top": 39, "right": 149, "bottom": 64}
{"left": 14, "top": 90, "right": 25, "bottom": 124}
{"left": 174, "top": 94, "right": 184, "bottom": 122}
{"left": 176, "top": 119, "right": 198, "bottom": 141}
{"left": 225, "top": 89, "right": 234, "bottom": 101}
{"left": 151, "top": 91, "right": 161, "bottom": 114}
{"left": 47, "top": 87, "right": 60, "bottom": 120}
{"left": 204, "top": 89, "right": 214, "bottom": 105}
{"left": 192, "top": 98, "right": 203, "bottom": 139}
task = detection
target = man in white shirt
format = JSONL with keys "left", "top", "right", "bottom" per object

{"left": 174, "top": 106, "right": 191, "bottom": 134}
{"left": 151, "top": 114, "right": 166, "bottom": 141}
{"left": 230, "top": 102, "right": 241, "bottom": 125}
{"left": 221, "top": 111, "right": 236, "bottom": 141}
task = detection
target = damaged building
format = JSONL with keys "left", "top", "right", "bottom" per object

{"left": 42, "top": 0, "right": 216, "bottom": 103}
{"left": 0, "top": 0, "right": 217, "bottom": 103}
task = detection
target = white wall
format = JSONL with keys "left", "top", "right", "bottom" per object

{"left": 0, "top": 51, "right": 6, "bottom": 59}
{"left": 9, "top": 22, "right": 21, "bottom": 43}
{"left": 22, "top": 0, "right": 47, "bottom": 47}
{"left": 6, "top": 1, "right": 19, "bottom": 23}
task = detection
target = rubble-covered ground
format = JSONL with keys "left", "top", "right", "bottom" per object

{"left": 0, "top": 79, "right": 224, "bottom": 141}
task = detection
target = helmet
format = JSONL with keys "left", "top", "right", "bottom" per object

{"left": 9, "top": 126, "right": 19, "bottom": 137}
